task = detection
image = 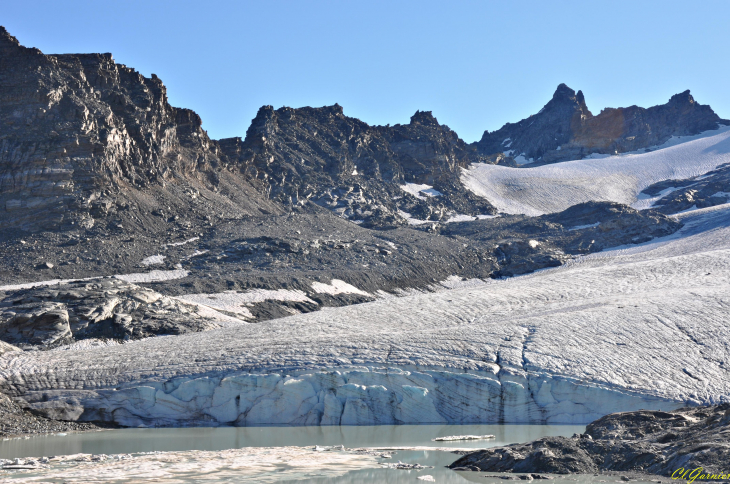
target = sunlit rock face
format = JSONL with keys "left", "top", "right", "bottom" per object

{"left": 0, "top": 27, "right": 278, "bottom": 232}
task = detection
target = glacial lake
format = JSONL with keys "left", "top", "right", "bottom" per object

{"left": 0, "top": 425, "right": 665, "bottom": 483}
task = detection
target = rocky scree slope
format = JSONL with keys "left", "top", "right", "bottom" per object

{"left": 450, "top": 405, "right": 730, "bottom": 477}
{"left": 476, "top": 83, "right": 729, "bottom": 164}
{"left": 0, "top": 391, "right": 103, "bottom": 437}
{"left": 0, "top": 202, "right": 680, "bottom": 339}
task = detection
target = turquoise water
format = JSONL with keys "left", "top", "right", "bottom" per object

{"left": 0, "top": 424, "right": 584, "bottom": 458}
{"left": 0, "top": 425, "right": 664, "bottom": 483}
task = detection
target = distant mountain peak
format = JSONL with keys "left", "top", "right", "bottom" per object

{"left": 476, "top": 85, "right": 726, "bottom": 164}
{"left": 410, "top": 110, "right": 439, "bottom": 126}
{"left": 669, "top": 89, "right": 695, "bottom": 105}
{"left": 552, "top": 83, "right": 576, "bottom": 99}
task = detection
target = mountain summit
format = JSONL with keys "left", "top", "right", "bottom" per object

{"left": 476, "top": 84, "right": 728, "bottom": 164}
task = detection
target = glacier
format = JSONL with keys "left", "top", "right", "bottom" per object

{"left": 1, "top": 202, "right": 729, "bottom": 426}
{"left": 462, "top": 125, "right": 730, "bottom": 216}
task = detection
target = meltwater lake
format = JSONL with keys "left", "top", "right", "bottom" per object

{"left": 0, "top": 424, "right": 669, "bottom": 483}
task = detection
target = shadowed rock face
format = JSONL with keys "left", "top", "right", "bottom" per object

{"left": 0, "top": 26, "right": 280, "bottom": 232}
{"left": 450, "top": 405, "right": 730, "bottom": 477}
{"left": 476, "top": 84, "right": 729, "bottom": 164}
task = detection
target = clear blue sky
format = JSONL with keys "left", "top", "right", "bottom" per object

{"left": 4, "top": 0, "right": 729, "bottom": 142}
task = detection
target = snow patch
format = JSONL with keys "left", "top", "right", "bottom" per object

{"left": 311, "top": 279, "right": 371, "bottom": 297}
{"left": 633, "top": 187, "right": 679, "bottom": 210}
{"left": 711, "top": 191, "right": 730, "bottom": 198}
{"left": 165, "top": 237, "right": 199, "bottom": 248}
{"left": 177, "top": 289, "right": 316, "bottom": 320}
{"left": 400, "top": 183, "right": 443, "bottom": 200}
{"left": 446, "top": 214, "right": 477, "bottom": 223}
{"left": 114, "top": 269, "right": 189, "bottom": 283}
{"left": 0, "top": 277, "right": 97, "bottom": 292}
{"left": 568, "top": 222, "right": 601, "bottom": 231}
{"left": 140, "top": 254, "right": 165, "bottom": 266}
{"left": 513, "top": 154, "right": 534, "bottom": 165}
{"left": 398, "top": 210, "right": 431, "bottom": 226}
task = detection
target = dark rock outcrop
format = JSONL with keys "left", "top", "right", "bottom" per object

{"left": 0, "top": 392, "right": 103, "bottom": 437}
{"left": 641, "top": 162, "right": 730, "bottom": 214}
{"left": 450, "top": 405, "right": 730, "bottom": 477}
{"left": 476, "top": 84, "right": 729, "bottom": 164}
{"left": 441, "top": 201, "right": 680, "bottom": 277}
{"left": 222, "top": 105, "right": 496, "bottom": 227}
{"left": 0, "top": 278, "right": 221, "bottom": 347}
{"left": 0, "top": 26, "right": 280, "bottom": 233}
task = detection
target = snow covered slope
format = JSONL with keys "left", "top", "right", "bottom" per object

{"left": 462, "top": 126, "right": 730, "bottom": 216}
{"left": 1, "top": 206, "right": 729, "bottom": 426}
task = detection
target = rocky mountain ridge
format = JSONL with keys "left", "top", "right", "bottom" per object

{"left": 4, "top": 26, "right": 725, "bottom": 234}
{"left": 476, "top": 83, "right": 729, "bottom": 164}
{"left": 0, "top": 26, "right": 280, "bottom": 233}
{"left": 0, "top": 26, "right": 718, "bottom": 344}
{"left": 221, "top": 104, "right": 500, "bottom": 228}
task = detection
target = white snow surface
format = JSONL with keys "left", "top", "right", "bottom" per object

{"left": 164, "top": 237, "right": 200, "bottom": 247}
{"left": 0, "top": 277, "right": 97, "bottom": 292}
{"left": 397, "top": 210, "right": 431, "bottom": 226}
{"left": 140, "top": 254, "right": 165, "bottom": 266}
{"left": 177, "top": 289, "right": 316, "bottom": 320}
{"left": 311, "top": 279, "right": 371, "bottom": 297}
{"left": 0, "top": 269, "right": 190, "bottom": 292}
{"left": 2, "top": 207, "right": 730, "bottom": 426}
{"left": 463, "top": 126, "right": 730, "bottom": 216}
{"left": 113, "top": 269, "right": 189, "bottom": 283}
{"left": 400, "top": 183, "right": 443, "bottom": 199}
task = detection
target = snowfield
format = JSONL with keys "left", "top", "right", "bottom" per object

{"left": 1, "top": 202, "right": 729, "bottom": 426}
{"left": 463, "top": 126, "right": 730, "bottom": 215}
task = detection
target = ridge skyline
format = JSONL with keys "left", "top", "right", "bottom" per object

{"left": 3, "top": 0, "right": 729, "bottom": 143}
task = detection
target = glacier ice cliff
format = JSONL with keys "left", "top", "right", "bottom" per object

{"left": 17, "top": 366, "right": 681, "bottom": 427}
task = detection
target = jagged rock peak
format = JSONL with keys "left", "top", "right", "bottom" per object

{"left": 552, "top": 83, "right": 575, "bottom": 100}
{"left": 547, "top": 84, "right": 592, "bottom": 115}
{"left": 0, "top": 26, "right": 18, "bottom": 45}
{"left": 669, "top": 89, "right": 695, "bottom": 105}
{"left": 0, "top": 25, "right": 40, "bottom": 57}
{"left": 475, "top": 83, "right": 727, "bottom": 164}
{"left": 410, "top": 110, "right": 439, "bottom": 126}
